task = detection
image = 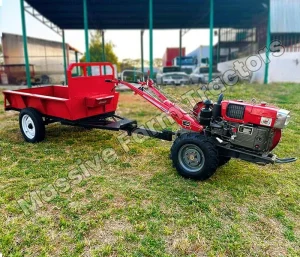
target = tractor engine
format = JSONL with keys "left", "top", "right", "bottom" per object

{"left": 196, "top": 96, "right": 291, "bottom": 153}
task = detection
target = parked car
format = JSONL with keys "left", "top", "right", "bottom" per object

{"left": 189, "top": 66, "right": 222, "bottom": 84}
{"left": 116, "top": 70, "right": 145, "bottom": 91}
{"left": 156, "top": 66, "right": 190, "bottom": 86}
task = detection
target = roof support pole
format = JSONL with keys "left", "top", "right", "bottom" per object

{"left": 217, "top": 28, "right": 220, "bottom": 64}
{"left": 101, "top": 30, "right": 106, "bottom": 61}
{"left": 20, "top": 0, "right": 31, "bottom": 88}
{"left": 209, "top": 0, "right": 214, "bottom": 82}
{"left": 62, "top": 30, "right": 68, "bottom": 84}
{"left": 101, "top": 30, "right": 106, "bottom": 75}
{"left": 141, "top": 30, "right": 144, "bottom": 79}
{"left": 264, "top": 0, "right": 271, "bottom": 84}
{"left": 179, "top": 29, "right": 182, "bottom": 68}
{"left": 75, "top": 51, "right": 79, "bottom": 75}
{"left": 149, "top": 0, "right": 153, "bottom": 79}
{"left": 83, "top": 0, "right": 90, "bottom": 63}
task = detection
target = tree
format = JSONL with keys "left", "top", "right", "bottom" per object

{"left": 119, "top": 58, "right": 150, "bottom": 71}
{"left": 153, "top": 58, "right": 163, "bottom": 68}
{"left": 80, "top": 30, "right": 118, "bottom": 65}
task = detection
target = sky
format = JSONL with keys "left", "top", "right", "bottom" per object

{"left": 0, "top": 0, "right": 218, "bottom": 61}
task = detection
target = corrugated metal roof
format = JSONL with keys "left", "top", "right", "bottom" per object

{"left": 271, "top": 0, "right": 300, "bottom": 33}
{"left": 25, "top": 0, "right": 267, "bottom": 30}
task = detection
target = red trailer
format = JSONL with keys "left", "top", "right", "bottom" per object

{"left": 3, "top": 62, "right": 174, "bottom": 143}
{"left": 2, "top": 62, "right": 296, "bottom": 180}
{"left": 162, "top": 47, "right": 186, "bottom": 66}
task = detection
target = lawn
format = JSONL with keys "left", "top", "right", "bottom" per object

{"left": 0, "top": 83, "right": 299, "bottom": 257}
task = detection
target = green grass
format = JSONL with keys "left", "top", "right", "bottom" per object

{"left": 0, "top": 83, "right": 299, "bottom": 256}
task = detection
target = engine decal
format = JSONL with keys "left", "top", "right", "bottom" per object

{"left": 260, "top": 117, "right": 272, "bottom": 126}
{"left": 182, "top": 120, "right": 191, "bottom": 127}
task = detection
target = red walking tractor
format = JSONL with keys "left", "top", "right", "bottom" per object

{"left": 3, "top": 62, "right": 296, "bottom": 180}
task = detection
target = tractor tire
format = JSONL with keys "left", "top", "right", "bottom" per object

{"left": 170, "top": 133, "right": 219, "bottom": 180}
{"left": 218, "top": 156, "right": 231, "bottom": 167}
{"left": 19, "top": 108, "right": 45, "bottom": 143}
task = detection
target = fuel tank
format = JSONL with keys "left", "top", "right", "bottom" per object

{"left": 221, "top": 100, "right": 279, "bottom": 128}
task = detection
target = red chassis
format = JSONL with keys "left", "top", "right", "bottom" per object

{"left": 3, "top": 62, "right": 296, "bottom": 180}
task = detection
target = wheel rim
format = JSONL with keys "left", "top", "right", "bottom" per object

{"left": 22, "top": 114, "right": 36, "bottom": 139}
{"left": 178, "top": 144, "right": 205, "bottom": 173}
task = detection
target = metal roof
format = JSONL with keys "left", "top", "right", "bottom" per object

{"left": 25, "top": 0, "right": 268, "bottom": 30}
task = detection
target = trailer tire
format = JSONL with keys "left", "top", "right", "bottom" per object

{"left": 19, "top": 108, "right": 45, "bottom": 143}
{"left": 171, "top": 133, "right": 219, "bottom": 180}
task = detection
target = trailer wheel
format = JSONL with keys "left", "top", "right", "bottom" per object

{"left": 19, "top": 108, "right": 45, "bottom": 143}
{"left": 171, "top": 133, "right": 219, "bottom": 180}
{"left": 218, "top": 156, "right": 231, "bottom": 167}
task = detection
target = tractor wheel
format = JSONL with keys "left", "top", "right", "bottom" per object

{"left": 218, "top": 156, "right": 231, "bottom": 167}
{"left": 170, "top": 133, "right": 219, "bottom": 180}
{"left": 19, "top": 108, "right": 45, "bottom": 143}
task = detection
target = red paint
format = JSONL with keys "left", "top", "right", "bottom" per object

{"left": 2, "top": 62, "right": 285, "bottom": 142}
{"left": 162, "top": 48, "right": 186, "bottom": 67}
{"left": 270, "top": 129, "right": 282, "bottom": 151}
{"left": 221, "top": 100, "right": 279, "bottom": 128}
{"left": 3, "top": 62, "right": 119, "bottom": 120}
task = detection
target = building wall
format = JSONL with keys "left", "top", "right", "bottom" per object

{"left": 271, "top": 0, "right": 300, "bottom": 33}
{"left": 217, "top": 51, "right": 300, "bottom": 84}
{"left": 2, "top": 33, "right": 74, "bottom": 83}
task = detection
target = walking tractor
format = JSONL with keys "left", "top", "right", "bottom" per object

{"left": 3, "top": 62, "right": 296, "bottom": 180}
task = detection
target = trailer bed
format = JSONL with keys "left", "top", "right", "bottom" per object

{"left": 3, "top": 63, "right": 119, "bottom": 121}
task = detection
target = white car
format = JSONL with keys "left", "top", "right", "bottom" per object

{"left": 189, "top": 67, "right": 222, "bottom": 84}
{"left": 156, "top": 67, "right": 190, "bottom": 86}
{"left": 116, "top": 70, "right": 145, "bottom": 91}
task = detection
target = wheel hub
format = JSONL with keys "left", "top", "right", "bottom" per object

{"left": 179, "top": 144, "right": 205, "bottom": 173}
{"left": 22, "top": 114, "right": 36, "bottom": 139}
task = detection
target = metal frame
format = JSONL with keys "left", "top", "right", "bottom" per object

{"left": 264, "top": 0, "right": 271, "bottom": 84}
{"left": 83, "top": 0, "right": 90, "bottom": 63}
{"left": 62, "top": 30, "right": 68, "bottom": 84}
{"left": 60, "top": 114, "right": 174, "bottom": 141}
{"left": 101, "top": 30, "right": 106, "bottom": 62}
{"left": 149, "top": 0, "right": 153, "bottom": 78}
{"left": 20, "top": 0, "right": 72, "bottom": 87}
{"left": 179, "top": 29, "right": 182, "bottom": 69}
{"left": 141, "top": 30, "right": 144, "bottom": 75}
{"left": 24, "top": 2, "right": 62, "bottom": 36}
{"left": 209, "top": 0, "right": 214, "bottom": 82}
{"left": 20, "top": 0, "right": 31, "bottom": 88}
{"left": 19, "top": 0, "right": 268, "bottom": 88}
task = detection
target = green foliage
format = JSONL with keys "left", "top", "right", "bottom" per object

{"left": 81, "top": 30, "right": 118, "bottom": 65}
{"left": 154, "top": 58, "right": 163, "bottom": 68}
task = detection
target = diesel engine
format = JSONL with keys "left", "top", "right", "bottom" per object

{"left": 196, "top": 94, "right": 290, "bottom": 154}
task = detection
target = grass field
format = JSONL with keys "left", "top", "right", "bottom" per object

{"left": 0, "top": 83, "right": 299, "bottom": 257}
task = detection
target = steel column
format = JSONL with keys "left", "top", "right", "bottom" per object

{"left": 264, "top": 0, "right": 271, "bottom": 84}
{"left": 83, "top": 0, "right": 90, "bottom": 63}
{"left": 75, "top": 51, "right": 79, "bottom": 75}
{"left": 149, "top": 0, "right": 153, "bottom": 79}
{"left": 217, "top": 28, "right": 220, "bottom": 64}
{"left": 20, "top": 0, "right": 31, "bottom": 88}
{"left": 179, "top": 29, "right": 182, "bottom": 68}
{"left": 209, "top": 0, "right": 214, "bottom": 82}
{"left": 101, "top": 30, "right": 106, "bottom": 61}
{"left": 62, "top": 30, "right": 68, "bottom": 84}
{"left": 141, "top": 30, "right": 144, "bottom": 78}
{"left": 101, "top": 30, "right": 106, "bottom": 74}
